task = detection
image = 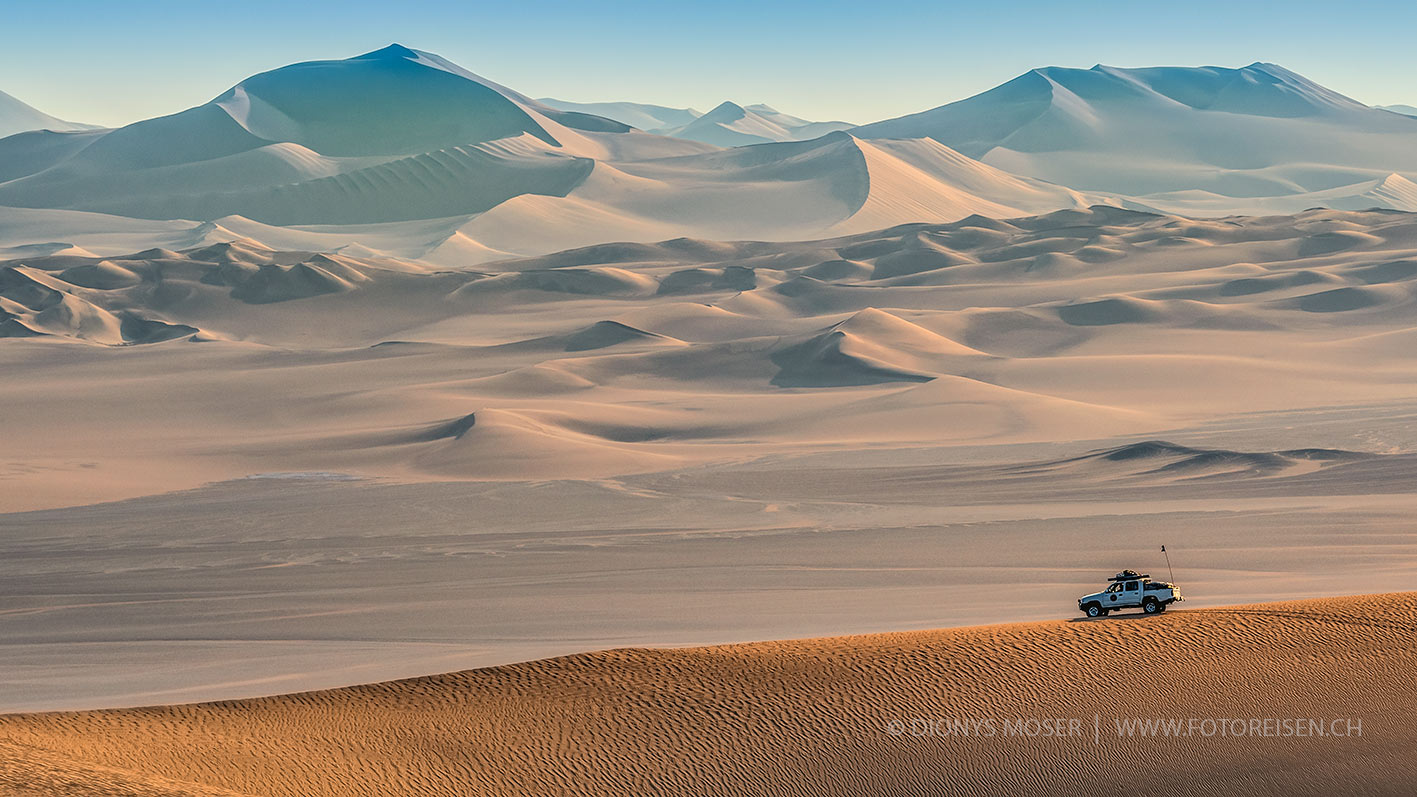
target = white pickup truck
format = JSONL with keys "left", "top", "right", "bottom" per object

{"left": 1078, "top": 570, "right": 1182, "bottom": 617}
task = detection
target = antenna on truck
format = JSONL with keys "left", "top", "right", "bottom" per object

{"left": 1161, "top": 545, "right": 1176, "bottom": 584}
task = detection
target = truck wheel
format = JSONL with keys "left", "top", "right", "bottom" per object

{"left": 1085, "top": 603, "right": 1103, "bottom": 618}
{"left": 1155, "top": 602, "right": 1167, "bottom": 613}
{"left": 1143, "top": 598, "right": 1160, "bottom": 614}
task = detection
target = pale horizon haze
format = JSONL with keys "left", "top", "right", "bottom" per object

{"left": 3, "top": 0, "right": 1416, "bottom": 128}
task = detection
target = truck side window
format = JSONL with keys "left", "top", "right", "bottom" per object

{"left": 1125, "top": 581, "right": 1138, "bottom": 591}
{"left": 1107, "top": 583, "right": 1121, "bottom": 593}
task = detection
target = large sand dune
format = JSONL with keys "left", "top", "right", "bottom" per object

{"left": 9, "top": 53, "right": 1417, "bottom": 262}
{"left": 2, "top": 593, "right": 1413, "bottom": 796}
{"left": 854, "top": 63, "right": 1417, "bottom": 216}
{"left": 0, "top": 89, "right": 97, "bottom": 138}
{"left": 0, "top": 46, "right": 1118, "bottom": 262}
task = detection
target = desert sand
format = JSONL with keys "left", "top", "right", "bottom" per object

{"left": 6, "top": 206, "right": 1417, "bottom": 710}
{"left": 6, "top": 44, "right": 1417, "bottom": 794}
{"left": 2, "top": 593, "right": 1413, "bottom": 796}
{"left": 10, "top": 206, "right": 1417, "bottom": 504}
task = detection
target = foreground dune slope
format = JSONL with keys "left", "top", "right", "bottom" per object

{"left": 2, "top": 593, "right": 1414, "bottom": 796}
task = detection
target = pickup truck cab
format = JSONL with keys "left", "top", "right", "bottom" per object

{"left": 1078, "top": 570, "right": 1182, "bottom": 617}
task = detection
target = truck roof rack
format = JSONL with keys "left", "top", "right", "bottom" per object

{"left": 1109, "top": 570, "right": 1150, "bottom": 581}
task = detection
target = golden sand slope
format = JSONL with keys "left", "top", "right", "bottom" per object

{"left": 3, "top": 594, "right": 1415, "bottom": 796}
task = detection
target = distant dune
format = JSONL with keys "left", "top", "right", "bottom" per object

{"left": 2, "top": 593, "right": 1413, "bottom": 796}
{"left": 652, "top": 101, "right": 854, "bottom": 146}
{"left": 536, "top": 97, "right": 703, "bottom": 131}
{"left": 854, "top": 63, "right": 1417, "bottom": 215}
{"left": 536, "top": 97, "right": 854, "bottom": 145}
{"left": 10, "top": 51, "right": 1417, "bottom": 263}
{"left": 0, "top": 46, "right": 1103, "bottom": 259}
{"left": 0, "top": 89, "right": 97, "bottom": 138}
{"left": 7, "top": 205, "right": 1417, "bottom": 510}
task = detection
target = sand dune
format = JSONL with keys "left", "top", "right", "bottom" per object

{"left": 443, "top": 132, "right": 1113, "bottom": 256}
{"left": 10, "top": 52, "right": 1417, "bottom": 264}
{"left": 539, "top": 97, "right": 853, "bottom": 145}
{"left": 7, "top": 206, "right": 1417, "bottom": 507}
{"left": 1, "top": 593, "right": 1412, "bottom": 796}
{"left": 0, "top": 46, "right": 1115, "bottom": 261}
{"left": 0, "top": 46, "right": 705, "bottom": 227}
{"left": 537, "top": 98, "right": 703, "bottom": 132}
{"left": 769, "top": 308, "right": 982, "bottom": 386}
{"left": 7, "top": 56, "right": 1417, "bottom": 266}
{"left": 655, "top": 101, "right": 854, "bottom": 146}
{"left": 854, "top": 63, "right": 1417, "bottom": 215}
{"left": 1010, "top": 440, "right": 1370, "bottom": 483}
{"left": 0, "top": 89, "right": 97, "bottom": 138}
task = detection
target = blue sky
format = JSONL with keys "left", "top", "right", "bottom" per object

{"left": 5, "top": 0, "right": 1414, "bottom": 127}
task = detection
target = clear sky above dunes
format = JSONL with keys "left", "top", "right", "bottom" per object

{"left": 5, "top": 0, "right": 1415, "bottom": 128}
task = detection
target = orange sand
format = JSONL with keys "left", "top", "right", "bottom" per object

{"left": 3, "top": 593, "right": 1414, "bottom": 796}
